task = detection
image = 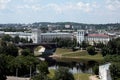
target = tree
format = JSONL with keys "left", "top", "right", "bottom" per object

{"left": 53, "top": 67, "right": 74, "bottom": 80}
{"left": 21, "top": 49, "right": 31, "bottom": 56}
{"left": 0, "top": 54, "right": 7, "bottom": 80}
{"left": 25, "top": 56, "right": 39, "bottom": 78}
{"left": 29, "top": 39, "right": 33, "bottom": 43}
{"left": 20, "top": 38, "right": 28, "bottom": 43}
{"left": 7, "top": 43, "right": 18, "bottom": 56}
{"left": 81, "top": 41, "right": 89, "bottom": 49}
{"left": 1, "top": 34, "right": 12, "bottom": 42}
{"left": 13, "top": 35, "right": 20, "bottom": 43}
{"left": 32, "top": 61, "right": 50, "bottom": 80}
{"left": 104, "top": 55, "right": 120, "bottom": 63}
{"left": 37, "top": 61, "right": 49, "bottom": 75}
{"left": 10, "top": 56, "right": 25, "bottom": 77}
{"left": 93, "top": 65, "right": 99, "bottom": 75}
{"left": 87, "top": 46, "right": 96, "bottom": 55}
{"left": 110, "top": 63, "right": 120, "bottom": 80}
{"left": 32, "top": 72, "right": 51, "bottom": 80}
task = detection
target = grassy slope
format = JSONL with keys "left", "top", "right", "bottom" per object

{"left": 55, "top": 48, "right": 73, "bottom": 55}
{"left": 54, "top": 48, "right": 104, "bottom": 61}
{"left": 74, "top": 73, "right": 90, "bottom": 80}
{"left": 48, "top": 69, "right": 90, "bottom": 80}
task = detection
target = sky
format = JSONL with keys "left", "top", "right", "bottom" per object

{"left": 0, "top": 0, "right": 120, "bottom": 24}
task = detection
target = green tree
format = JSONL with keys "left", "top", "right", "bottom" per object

{"left": 1, "top": 34, "right": 12, "bottom": 42}
{"left": 13, "top": 35, "right": 20, "bottom": 43}
{"left": 81, "top": 41, "right": 89, "bottom": 49}
{"left": 29, "top": 39, "right": 33, "bottom": 43}
{"left": 0, "top": 41, "right": 7, "bottom": 54}
{"left": 37, "top": 61, "right": 49, "bottom": 75}
{"left": 25, "top": 56, "right": 39, "bottom": 78}
{"left": 110, "top": 63, "right": 120, "bottom": 80}
{"left": 20, "top": 38, "right": 28, "bottom": 43}
{"left": 10, "top": 56, "right": 26, "bottom": 77}
{"left": 32, "top": 72, "right": 51, "bottom": 80}
{"left": 32, "top": 61, "right": 50, "bottom": 80}
{"left": 93, "top": 65, "right": 99, "bottom": 75}
{"left": 0, "top": 54, "right": 7, "bottom": 80}
{"left": 21, "top": 49, "right": 31, "bottom": 56}
{"left": 53, "top": 67, "right": 74, "bottom": 80}
{"left": 87, "top": 46, "right": 96, "bottom": 55}
{"left": 7, "top": 43, "right": 18, "bottom": 56}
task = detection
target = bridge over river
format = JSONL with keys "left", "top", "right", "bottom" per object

{"left": 15, "top": 43, "right": 57, "bottom": 56}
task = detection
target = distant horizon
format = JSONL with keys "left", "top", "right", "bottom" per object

{"left": 0, "top": 0, "right": 120, "bottom": 24}
{"left": 0, "top": 21, "right": 120, "bottom": 25}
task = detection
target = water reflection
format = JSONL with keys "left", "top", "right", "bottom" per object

{"left": 44, "top": 57, "right": 100, "bottom": 74}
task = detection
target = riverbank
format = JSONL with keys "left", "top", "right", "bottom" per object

{"left": 48, "top": 69, "right": 90, "bottom": 80}
{"left": 50, "top": 48, "right": 104, "bottom": 61}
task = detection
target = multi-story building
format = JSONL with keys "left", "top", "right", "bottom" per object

{"left": 4, "top": 32, "right": 32, "bottom": 41}
{"left": 32, "top": 29, "right": 41, "bottom": 43}
{"left": 76, "top": 30, "right": 86, "bottom": 43}
{"left": 41, "top": 32, "right": 73, "bottom": 42}
{"left": 0, "top": 29, "right": 111, "bottom": 44}
{"left": 86, "top": 34, "right": 110, "bottom": 45}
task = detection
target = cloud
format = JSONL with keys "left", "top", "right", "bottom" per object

{"left": 16, "top": 1, "right": 98, "bottom": 14}
{"left": 106, "top": 0, "right": 120, "bottom": 10}
{"left": 17, "top": 4, "right": 42, "bottom": 11}
{"left": 46, "top": 2, "right": 98, "bottom": 13}
{"left": 0, "top": 0, "right": 11, "bottom": 10}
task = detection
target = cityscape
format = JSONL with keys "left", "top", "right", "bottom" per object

{"left": 0, "top": 0, "right": 120, "bottom": 80}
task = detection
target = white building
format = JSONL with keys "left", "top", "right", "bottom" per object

{"left": 99, "top": 63, "right": 111, "bottom": 80}
{"left": 86, "top": 34, "right": 110, "bottom": 45}
{"left": 76, "top": 30, "right": 86, "bottom": 43}
{"left": 32, "top": 29, "right": 41, "bottom": 43}
{"left": 4, "top": 32, "right": 32, "bottom": 41}
{"left": 41, "top": 32, "right": 73, "bottom": 42}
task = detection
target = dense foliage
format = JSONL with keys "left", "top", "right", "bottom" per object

{"left": 101, "top": 38, "right": 120, "bottom": 56}
{"left": 110, "top": 63, "right": 120, "bottom": 80}
{"left": 1, "top": 35, "right": 32, "bottom": 44}
{"left": 0, "top": 41, "right": 18, "bottom": 56}
{"left": 0, "top": 54, "right": 7, "bottom": 80}
{"left": 103, "top": 38, "right": 120, "bottom": 80}
{"left": 32, "top": 62, "right": 50, "bottom": 80}
{"left": 52, "top": 38, "right": 77, "bottom": 48}
{"left": 87, "top": 46, "right": 96, "bottom": 55}
{"left": 53, "top": 67, "right": 74, "bottom": 80}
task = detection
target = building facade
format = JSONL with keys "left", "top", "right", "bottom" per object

{"left": 76, "top": 30, "right": 86, "bottom": 43}
{"left": 99, "top": 63, "right": 111, "bottom": 80}
{"left": 32, "top": 29, "right": 41, "bottom": 43}
{"left": 0, "top": 29, "right": 111, "bottom": 44}
{"left": 41, "top": 32, "right": 73, "bottom": 42}
{"left": 86, "top": 34, "right": 110, "bottom": 45}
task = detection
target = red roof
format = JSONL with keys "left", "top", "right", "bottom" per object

{"left": 88, "top": 34, "right": 109, "bottom": 38}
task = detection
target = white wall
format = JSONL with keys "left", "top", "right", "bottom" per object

{"left": 99, "top": 63, "right": 112, "bottom": 80}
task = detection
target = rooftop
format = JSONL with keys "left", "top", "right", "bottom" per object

{"left": 88, "top": 34, "right": 109, "bottom": 38}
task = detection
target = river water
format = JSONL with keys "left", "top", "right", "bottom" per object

{"left": 44, "top": 57, "right": 102, "bottom": 74}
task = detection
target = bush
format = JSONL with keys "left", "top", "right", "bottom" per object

{"left": 53, "top": 67, "right": 74, "bottom": 80}
{"left": 110, "top": 63, "right": 120, "bottom": 80}
{"left": 87, "top": 46, "right": 96, "bottom": 55}
{"left": 93, "top": 65, "right": 99, "bottom": 75}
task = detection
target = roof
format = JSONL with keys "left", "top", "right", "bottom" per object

{"left": 88, "top": 34, "right": 109, "bottom": 38}
{"left": 41, "top": 32, "right": 72, "bottom": 35}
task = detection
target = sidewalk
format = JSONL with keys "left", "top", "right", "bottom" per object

{"left": 7, "top": 76, "right": 30, "bottom": 80}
